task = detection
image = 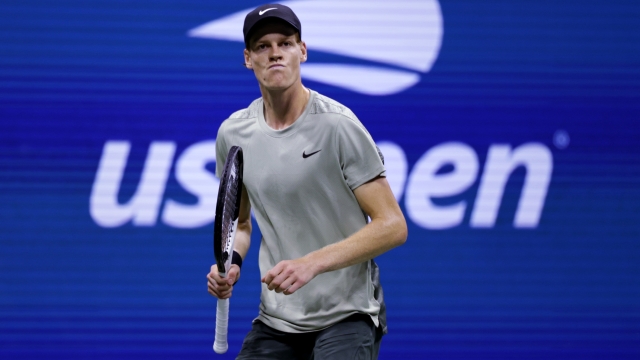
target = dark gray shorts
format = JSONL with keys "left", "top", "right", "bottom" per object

{"left": 236, "top": 314, "right": 383, "bottom": 360}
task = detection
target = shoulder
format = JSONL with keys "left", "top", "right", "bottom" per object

{"left": 228, "top": 97, "right": 261, "bottom": 120}
{"left": 218, "top": 97, "right": 262, "bottom": 135}
{"left": 310, "top": 91, "right": 370, "bottom": 135}
{"left": 310, "top": 92, "right": 358, "bottom": 121}
{"left": 227, "top": 97, "right": 262, "bottom": 122}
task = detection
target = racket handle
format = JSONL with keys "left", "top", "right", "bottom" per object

{"left": 213, "top": 298, "right": 229, "bottom": 354}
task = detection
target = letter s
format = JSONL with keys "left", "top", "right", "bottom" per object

{"left": 162, "top": 141, "right": 219, "bottom": 228}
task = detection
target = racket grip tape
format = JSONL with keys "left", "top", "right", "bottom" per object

{"left": 213, "top": 298, "right": 229, "bottom": 354}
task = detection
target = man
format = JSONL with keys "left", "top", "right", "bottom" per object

{"left": 207, "top": 3, "right": 407, "bottom": 359}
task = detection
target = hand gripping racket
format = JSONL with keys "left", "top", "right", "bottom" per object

{"left": 213, "top": 145, "right": 243, "bottom": 354}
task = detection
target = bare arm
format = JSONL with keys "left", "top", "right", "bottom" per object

{"left": 262, "top": 176, "right": 407, "bottom": 295}
{"left": 231, "top": 184, "right": 252, "bottom": 259}
{"left": 207, "top": 184, "right": 252, "bottom": 299}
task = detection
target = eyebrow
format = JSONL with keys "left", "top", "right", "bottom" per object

{"left": 253, "top": 35, "right": 296, "bottom": 47}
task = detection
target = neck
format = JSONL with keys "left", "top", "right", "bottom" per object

{"left": 261, "top": 83, "right": 310, "bottom": 130}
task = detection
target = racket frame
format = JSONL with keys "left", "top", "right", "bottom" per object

{"left": 212, "top": 146, "right": 243, "bottom": 354}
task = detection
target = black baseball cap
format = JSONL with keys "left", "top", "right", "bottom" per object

{"left": 243, "top": 4, "right": 301, "bottom": 48}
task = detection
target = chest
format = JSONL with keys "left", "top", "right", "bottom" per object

{"left": 241, "top": 126, "right": 341, "bottom": 199}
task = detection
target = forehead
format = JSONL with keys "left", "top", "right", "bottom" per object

{"left": 248, "top": 19, "right": 298, "bottom": 46}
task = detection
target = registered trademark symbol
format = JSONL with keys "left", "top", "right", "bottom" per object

{"left": 553, "top": 130, "right": 570, "bottom": 149}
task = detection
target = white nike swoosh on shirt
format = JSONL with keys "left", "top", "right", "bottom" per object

{"left": 259, "top": 8, "right": 277, "bottom": 15}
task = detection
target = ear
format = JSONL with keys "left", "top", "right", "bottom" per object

{"left": 243, "top": 49, "right": 253, "bottom": 69}
{"left": 300, "top": 41, "right": 308, "bottom": 63}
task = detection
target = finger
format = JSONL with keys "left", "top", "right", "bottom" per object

{"left": 263, "top": 263, "right": 284, "bottom": 286}
{"left": 267, "top": 268, "right": 291, "bottom": 291}
{"left": 283, "top": 281, "right": 302, "bottom": 295}
{"left": 270, "top": 267, "right": 295, "bottom": 291}
{"left": 209, "top": 285, "right": 228, "bottom": 298}
{"left": 267, "top": 276, "right": 281, "bottom": 291}
{"left": 208, "top": 272, "right": 229, "bottom": 286}
{"left": 208, "top": 276, "right": 232, "bottom": 293}
{"left": 262, "top": 269, "right": 275, "bottom": 285}
{"left": 207, "top": 267, "right": 217, "bottom": 280}
{"left": 208, "top": 265, "right": 219, "bottom": 276}
{"left": 218, "top": 287, "right": 233, "bottom": 299}
{"left": 209, "top": 265, "right": 222, "bottom": 279}
{"left": 209, "top": 280, "right": 231, "bottom": 292}
{"left": 211, "top": 289, "right": 233, "bottom": 299}
{"left": 275, "top": 276, "right": 295, "bottom": 294}
{"left": 208, "top": 275, "right": 226, "bottom": 287}
{"left": 208, "top": 282, "right": 233, "bottom": 299}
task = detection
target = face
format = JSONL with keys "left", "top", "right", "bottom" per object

{"left": 244, "top": 22, "right": 307, "bottom": 92}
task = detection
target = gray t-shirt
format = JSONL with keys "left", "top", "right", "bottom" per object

{"left": 216, "top": 90, "right": 386, "bottom": 333}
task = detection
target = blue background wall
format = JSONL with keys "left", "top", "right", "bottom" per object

{"left": 1, "top": 0, "right": 639, "bottom": 358}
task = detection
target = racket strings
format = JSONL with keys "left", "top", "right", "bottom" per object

{"left": 220, "top": 165, "right": 240, "bottom": 261}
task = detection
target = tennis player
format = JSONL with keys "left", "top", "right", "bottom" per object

{"left": 207, "top": 3, "right": 408, "bottom": 359}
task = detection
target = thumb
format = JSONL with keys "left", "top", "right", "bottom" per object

{"left": 227, "top": 264, "right": 241, "bottom": 285}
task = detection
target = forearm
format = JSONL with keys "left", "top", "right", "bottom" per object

{"left": 233, "top": 218, "right": 251, "bottom": 259}
{"left": 305, "top": 212, "right": 406, "bottom": 275}
{"left": 232, "top": 185, "right": 252, "bottom": 259}
{"left": 302, "top": 177, "right": 407, "bottom": 276}
{"left": 262, "top": 177, "right": 407, "bottom": 296}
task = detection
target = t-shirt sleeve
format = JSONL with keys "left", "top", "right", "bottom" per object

{"left": 335, "top": 115, "right": 386, "bottom": 190}
{"left": 215, "top": 121, "right": 229, "bottom": 178}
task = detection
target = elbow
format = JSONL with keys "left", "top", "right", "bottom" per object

{"left": 391, "top": 214, "right": 408, "bottom": 247}
{"left": 397, "top": 221, "right": 408, "bottom": 246}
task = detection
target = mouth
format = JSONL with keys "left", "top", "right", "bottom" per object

{"left": 268, "top": 64, "right": 285, "bottom": 70}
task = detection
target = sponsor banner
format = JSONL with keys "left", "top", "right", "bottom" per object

{"left": 89, "top": 140, "right": 553, "bottom": 229}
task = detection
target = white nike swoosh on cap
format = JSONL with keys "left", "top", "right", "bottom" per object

{"left": 259, "top": 8, "right": 277, "bottom": 15}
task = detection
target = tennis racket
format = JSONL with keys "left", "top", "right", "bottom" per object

{"left": 213, "top": 145, "right": 244, "bottom": 354}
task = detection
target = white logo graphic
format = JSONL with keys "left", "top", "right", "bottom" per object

{"left": 90, "top": 140, "right": 553, "bottom": 229}
{"left": 187, "top": 0, "right": 444, "bottom": 96}
{"left": 259, "top": 8, "right": 278, "bottom": 15}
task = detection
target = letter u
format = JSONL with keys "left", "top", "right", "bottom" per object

{"left": 89, "top": 141, "right": 176, "bottom": 227}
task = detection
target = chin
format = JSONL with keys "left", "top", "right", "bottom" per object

{"left": 263, "top": 80, "right": 294, "bottom": 92}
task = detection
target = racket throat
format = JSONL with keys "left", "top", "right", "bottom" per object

{"left": 222, "top": 217, "right": 239, "bottom": 273}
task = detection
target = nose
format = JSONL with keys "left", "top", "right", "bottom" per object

{"left": 268, "top": 44, "right": 283, "bottom": 62}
